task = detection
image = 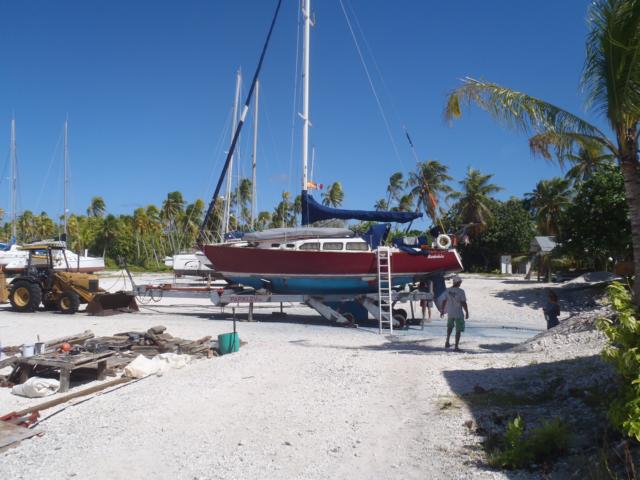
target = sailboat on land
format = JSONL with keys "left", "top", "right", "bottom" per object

{"left": 0, "top": 117, "right": 104, "bottom": 273}
{"left": 200, "top": 0, "right": 462, "bottom": 294}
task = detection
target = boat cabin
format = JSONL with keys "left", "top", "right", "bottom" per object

{"left": 255, "top": 238, "right": 371, "bottom": 252}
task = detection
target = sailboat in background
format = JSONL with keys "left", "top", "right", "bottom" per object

{"left": 200, "top": 0, "right": 463, "bottom": 294}
{"left": 168, "top": 71, "right": 260, "bottom": 278}
{"left": 0, "top": 116, "right": 105, "bottom": 273}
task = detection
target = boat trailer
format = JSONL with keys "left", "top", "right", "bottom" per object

{"left": 132, "top": 282, "right": 434, "bottom": 333}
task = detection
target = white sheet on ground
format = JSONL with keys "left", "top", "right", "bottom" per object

{"left": 124, "top": 353, "right": 192, "bottom": 379}
{"left": 12, "top": 377, "right": 60, "bottom": 397}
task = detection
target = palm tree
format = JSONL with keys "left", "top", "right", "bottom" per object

{"left": 386, "top": 172, "right": 404, "bottom": 206}
{"left": 449, "top": 168, "right": 502, "bottom": 235}
{"left": 444, "top": 0, "right": 640, "bottom": 301}
{"left": 396, "top": 194, "right": 414, "bottom": 212}
{"left": 236, "top": 179, "right": 252, "bottom": 227}
{"left": 526, "top": 178, "right": 572, "bottom": 236}
{"left": 87, "top": 197, "right": 106, "bottom": 218}
{"left": 564, "top": 138, "right": 615, "bottom": 185}
{"left": 407, "top": 160, "right": 453, "bottom": 223}
{"left": 322, "top": 182, "right": 344, "bottom": 207}
{"left": 256, "top": 211, "right": 271, "bottom": 230}
{"left": 374, "top": 198, "right": 389, "bottom": 211}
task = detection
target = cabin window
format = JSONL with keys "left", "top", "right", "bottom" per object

{"left": 323, "top": 242, "right": 344, "bottom": 251}
{"left": 346, "top": 242, "right": 368, "bottom": 251}
{"left": 271, "top": 243, "right": 280, "bottom": 248}
{"left": 299, "top": 242, "right": 320, "bottom": 251}
{"left": 286, "top": 244, "right": 295, "bottom": 249}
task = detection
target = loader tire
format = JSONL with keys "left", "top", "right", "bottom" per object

{"left": 58, "top": 291, "right": 80, "bottom": 314}
{"left": 9, "top": 280, "right": 42, "bottom": 313}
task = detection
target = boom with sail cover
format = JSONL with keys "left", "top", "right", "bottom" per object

{"left": 301, "top": 191, "right": 421, "bottom": 225}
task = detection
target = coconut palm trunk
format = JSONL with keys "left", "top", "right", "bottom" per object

{"left": 620, "top": 148, "right": 640, "bottom": 300}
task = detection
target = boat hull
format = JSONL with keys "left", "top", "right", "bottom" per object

{"left": 203, "top": 244, "right": 462, "bottom": 294}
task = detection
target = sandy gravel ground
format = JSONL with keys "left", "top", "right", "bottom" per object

{"left": 0, "top": 274, "right": 602, "bottom": 479}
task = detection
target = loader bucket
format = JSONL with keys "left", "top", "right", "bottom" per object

{"left": 86, "top": 291, "right": 139, "bottom": 316}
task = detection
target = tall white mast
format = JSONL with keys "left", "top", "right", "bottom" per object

{"left": 63, "top": 115, "right": 69, "bottom": 238}
{"left": 301, "top": 0, "right": 311, "bottom": 192}
{"left": 10, "top": 117, "right": 17, "bottom": 240}
{"left": 224, "top": 68, "right": 242, "bottom": 235}
{"left": 251, "top": 80, "right": 259, "bottom": 229}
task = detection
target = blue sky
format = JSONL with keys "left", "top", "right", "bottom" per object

{"left": 0, "top": 0, "right": 599, "bottom": 224}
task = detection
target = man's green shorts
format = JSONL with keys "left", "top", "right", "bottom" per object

{"left": 447, "top": 317, "right": 465, "bottom": 332}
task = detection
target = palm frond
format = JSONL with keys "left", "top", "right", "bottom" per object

{"left": 444, "top": 78, "right": 610, "bottom": 141}
{"left": 583, "top": 0, "right": 640, "bottom": 129}
{"left": 529, "top": 131, "right": 618, "bottom": 164}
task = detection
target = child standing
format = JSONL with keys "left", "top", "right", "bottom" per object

{"left": 543, "top": 290, "right": 560, "bottom": 329}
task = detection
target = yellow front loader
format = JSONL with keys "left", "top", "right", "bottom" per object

{"left": 7, "top": 242, "right": 138, "bottom": 315}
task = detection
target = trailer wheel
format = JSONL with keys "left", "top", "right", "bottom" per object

{"left": 392, "top": 308, "right": 408, "bottom": 322}
{"left": 58, "top": 291, "right": 80, "bottom": 314}
{"left": 393, "top": 313, "right": 407, "bottom": 330}
{"left": 9, "top": 280, "right": 42, "bottom": 312}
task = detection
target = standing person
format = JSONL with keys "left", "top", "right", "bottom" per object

{"left": 418, "top": 280, "right": 433, "bottom": 323}
{"left": 440, "top": 275, "right": 469, "bottom": 351}
{"left": 543, "top": 290, "right": 560, "bottom": 329}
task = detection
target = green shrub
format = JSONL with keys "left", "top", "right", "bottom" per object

{"left": 488, "top": 416, "right": 570, "bottom": 469}
{"left": 596, "top": 282, "right": 640, "bottom": 441}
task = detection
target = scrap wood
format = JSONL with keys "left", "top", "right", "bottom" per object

{"left": 0, "top": 356, "right": 18, "bottom": 370}
{"left": 1, "top": 376, "right": 132, "bottom": 425}
{"left": 45, "top": 330, "right": 95, "bottom": 351}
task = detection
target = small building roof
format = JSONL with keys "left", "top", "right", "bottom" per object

{"left": 530, "top": 236, "right": 557, "bottom": 254}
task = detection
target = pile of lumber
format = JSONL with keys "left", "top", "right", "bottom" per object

{"left": 0, "top": 326, "right": 216, "bottom": 388}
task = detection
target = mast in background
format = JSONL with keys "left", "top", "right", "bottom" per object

{"left": 10, "top": 117, "right": 17, "bottom": 240}
{"left": 251, "top": 80, "right": 259, "bottom": 229}
{"left": 301, "top": 0, "right": 311, "bottom": 192}
{"left": 223, "top": 69, "right": 242, "bottom": 236}
{"left": 63, "top": 115, "right": 69, "bottom": 238}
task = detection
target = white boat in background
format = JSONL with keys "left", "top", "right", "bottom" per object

{"left": 164, "top": 251, "right": 214, "bottom": 277}
{"left": 0, "top": 243, "right": 105, "bottom": 273}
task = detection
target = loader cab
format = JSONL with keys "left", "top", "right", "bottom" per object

{"left": 23, "top": 241, "right": 70, "bottom": 273}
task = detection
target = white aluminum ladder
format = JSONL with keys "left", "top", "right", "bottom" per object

{"left": 377, "top": 246, "right": 393, "bottom": 334}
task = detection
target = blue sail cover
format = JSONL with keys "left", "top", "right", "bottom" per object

{"left": 301, "top": 191, "right": 422, "bottom": 225}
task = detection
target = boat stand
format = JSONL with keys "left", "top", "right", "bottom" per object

{"left": 132, "top": 283, "right": 432, "bottom": 332}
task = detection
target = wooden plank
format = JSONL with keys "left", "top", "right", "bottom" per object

{"left": 0, "top": 421, "right": 41, "bottom": 450}
{"left": 0, "top": 356, "right": 18, "bottom": 369}
{"left": 44, "top": 330, "right": 94, "bottom": 350}
{"left": 8, "top": 377, "right": 131, "bottom": 417}
{"left": 20, "top": 351, "right": 115, "bottom": 368}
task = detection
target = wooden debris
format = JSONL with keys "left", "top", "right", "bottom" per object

{"left": 45, "top": 330, "right": 95, "bottom": 352}
{"left": 4, "top": 325, "right": 219, "bottom": 393}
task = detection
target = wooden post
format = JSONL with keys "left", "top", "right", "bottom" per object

{"left": 59, "top": 368, "right": 71, "bottom": 393}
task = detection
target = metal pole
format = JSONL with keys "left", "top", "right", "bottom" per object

{"left": 63, "top": 115, "right": 69, "bottom": 238}
{"left": 301, "top": 0, "right": 311, "bottom": 192}
{"left": 224, "top": 69, "right": 242, "bottom": 236}
{"left": 250, "top": 80, "right": 259, "bottom": 229}
{"left": 10, "top": 117, "right": 17, "bottom": 240}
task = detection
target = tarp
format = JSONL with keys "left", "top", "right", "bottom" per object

{"left": 361, "top": 223, "right": 391, "bottom": 249}
{"left": 301, "top": 191, "right": 421, "bottom": 225}
{"left": 244, "top": 227, "right": 354, "bottom": 242}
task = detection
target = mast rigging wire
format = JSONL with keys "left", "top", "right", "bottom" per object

{"left": 338, "top": 0, "right": 404, "bottom": 171}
